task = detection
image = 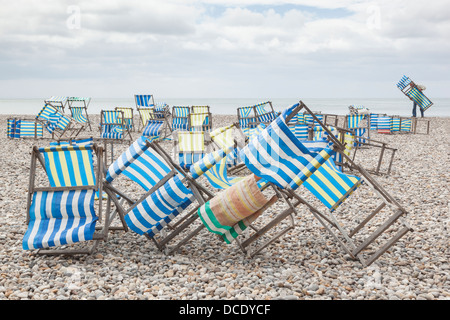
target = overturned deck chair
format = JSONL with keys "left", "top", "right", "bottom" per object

{"left": 23, "top": 143, "right": 126, "bottom": 255}
{"left": 7, "top": 118, "right": 43, "bottom": 139}
{"left": 102, "top": 136, "right": 221, "bottom": 252}
{"left": 296, "top": 102, "right": 413, "bottom": 266}
{"left": 172, "top": 131, "right": 212, "bottom": 171}
{"left": 45, "top": 96, "right": 68, "bottom": 114}
{"left": 68, "top": 97, "right": 92, "bottom": 131}
{"left": 172, "top": 106, "right": 190, "bottom": 131}
{"left": 36, "top": 104, "right": 84, "bottom": 139}
{"left": 397, "top": 75, "right": 433, "bottom": 112}
{"left": 189, "top": 105, "right": 212, "bottom": 132}
{"left": 115, "top": 107, "right": 135, "bottom": 132}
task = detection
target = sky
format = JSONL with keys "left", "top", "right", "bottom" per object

{"left": 0, "top": 0, "right": 449, "bottom": 99}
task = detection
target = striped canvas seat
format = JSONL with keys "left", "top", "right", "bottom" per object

{"left": 391, "top": 117, "right": 401, "bottom": 132}
{"left": 400, "top": 118, "right": 412, "bottom": 132}
{"left": 135, "top": 94, "right": 155, "bottom": 108}
{"left": 189, "top": 113, "right": 210, "bottom": 131}
{"left": 254, "top": 101, "right": 277, "bottom": 124}
{"left": 36, "top": 104, "right": 73, "bottom": 137}
{"left": 370, "top": 114, "right": 379, "bottom": 130}
{"left": 100, "top": 110, "right": 127, "bottom": 140}
{"left": 22, "top": 144, "right": 110, "bottom": 254}
{"left": 303, "top": 158, "right": 362, "bottom": 212}
{"left": 240, "top": 103, "right": 335, "bottom": 191}
{"left": 377, "top": 116, "right": 392, "bottom": 134}
{"left": 7, "top": 119, "right": 43, "bottom": 139}
{"left": 237, "top": 106, "right": 257, "bottom": 135}
{"left": 172, "top": 106, "right": 190, "bottom": 131}
{"left": 175, "top": 131, "right": 208, "bottom": 170}
{"left": 115, "top": 107, "right": 134, "bottom": 130}
{"left": 45, "top": 96, "right": 68, "bottom": 113}
{"left": 142, "top": 120, "right": 164, "bottom": 138}
{"left": 70, "top": 107, "right": 88, "bottom": 124}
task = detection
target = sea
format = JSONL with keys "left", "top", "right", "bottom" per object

{"left": 0, "top": 97, "right": 449, "bottom": 117}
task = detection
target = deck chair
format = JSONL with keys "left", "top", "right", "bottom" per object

{"left": 397, "top": 75, "right": 433, "bottom": 112}
{"left": 295, "top": 101, "right": 413, "bottom": 266}
{"left": 189, "top": 106, "right": 212, "bottom": 132}
{"left": 115, "top": 107, "right": 135, "bottom": 132}
{"left": 36, "top": 104, "right": 84, "bottom": 139}
{"left": 237, "top": 105, "right": 258, "bottom": 136}
{"left": 400, "top": 118, "right": 413, "bottom": 133}
{"left": 102, "top": 136, "right": 223, "bottom": 252}
{"left": 172, "top": 131, "right": 212, "bottom": 171}
{"left": 135, "top": 94, "right": 155, "bottom": 131}
{"left": 68, "top": 97, "right": 92, "bottom": 131}
{"left": 254, "top": 101, "right": 277, "bottom": 124}
{"left": 172, "top": 106, "right": 190, "bottom": 131}
{"left": 45, "top": 96, "right": 68, "bottom": 113}
{"left": 286, "top": 114, "right": 310, "bottom": 140}
{"left": 345, "top": 114, "right": 370, "bottom": 144}
{"left": 22, "top": 143, "right": 126, "bottom": 255}
{"left": 7, "top": 118, "right": 43, "bottom": 139}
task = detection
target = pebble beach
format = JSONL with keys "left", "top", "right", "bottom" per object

{"left": 0, "top": 113, "right": 449, "bottom": 301}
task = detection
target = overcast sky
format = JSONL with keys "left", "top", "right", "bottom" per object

{"left": 0, "top": 0, "right": 449, "bottom": 99}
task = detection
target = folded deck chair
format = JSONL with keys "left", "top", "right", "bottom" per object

{"left": 23, "top": 143, "right": 126, "bottom": 255}
{"left": 102, "top": 136, "right": 222, "bottom": 251}
{"left": 68, "top": 97, "right": 92, "bottom": 131}
{"left": 45, "top": 96, "right": 68, "bottom": 114}
{"left": 115, "top": 107, "right": 135, "bottom": 132}
{"left": 296, "top": 102, "right": 413, "bottom": 266}
{"left": 397, "top": 75, "right": 433, "bottom": 112}
{"left": 189, "top": 106, "right": 212, "bottom": 132}
{"left": 36, "top": 104, "right": 84, "bottom": 139}
{"left": 253, "top": 101, "right": 277, "bottom": 124}
{"left": 172, "top": 106, "right": 190, "bottom": 131}
{"left": 172, "top": 131, "right": 212, "bottom": 171}
{"left": 7, "top": 118, "right": 43, "bottom": 139}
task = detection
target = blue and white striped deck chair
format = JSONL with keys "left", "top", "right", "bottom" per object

{"left": 142, "top": 120, "right": 164, "bottom": 140}
{"left": 22, "top": 143, "right": 120, "bottom": 255}
{"left": 237, "top": 106, "right": 257, "bottom": 136}
{"left": 286, "top": 115, "right": 309, "bottom": 141}
{"left": 254, "top": 101, "right": 277, "bottom": 124}
{"left": 346, "top": 114, "right": 368, "bottom": 146}
{"left": 7, "top": 118, "right": 20, "bottom": 139}
{"left": 103, "top": 137, "right": 225, "bottom": 250}
{"left": 68, "top": 97, "right": 92, "bottom": 130}
{"left": 36, "top": 104, "right": 79, "bottom": 139}
{"left": 191, "top": 105, "right": 211, "bottom": 131}
{"left": 172, "top": 106, "right": 190, "bottom": 131}
{"left": 370, "top": 114, "right": 379, "bottom": 130}
{"left": 397, "top": 75, "right": 433, "bottom": 112}
{"left": 45, "top": 96, "right": 68, "bottom": 114}
{"left": 135, "top": 94, "right": 155, "bottom": 130}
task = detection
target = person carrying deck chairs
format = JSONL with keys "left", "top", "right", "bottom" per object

{"left": 412, "top": 84, "right": 427, "bottom": 118}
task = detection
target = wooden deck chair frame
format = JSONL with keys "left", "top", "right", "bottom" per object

{"left": 297, "top": 101, "right": 413, "bottom": 266}
{"left": 253, "top": 101, "right": 277, "bottom": 125}
{"left": 172, "top": 106, "right": 190, "bottom": 131}
{"left": 68, "top": 97, "right": 92, "bottom": 131}
{"left": 36, "top": 104, "right": 85, "bottom": 140}
{"left": 412, "top": 118, "right": 431, "bottom": 135}
{"left": 24, "top": 143, "right": 127, "bottom": 255}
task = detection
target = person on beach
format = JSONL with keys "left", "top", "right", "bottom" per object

{"left": 412, "top": 84, "right": 426, "bottom": 118}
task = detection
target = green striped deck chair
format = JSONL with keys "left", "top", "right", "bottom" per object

{"left": 68, "top": 97, "right": 92, "bottom": 130}
{"left": 23, "top": 143, "right": 126, "bottom": 255}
